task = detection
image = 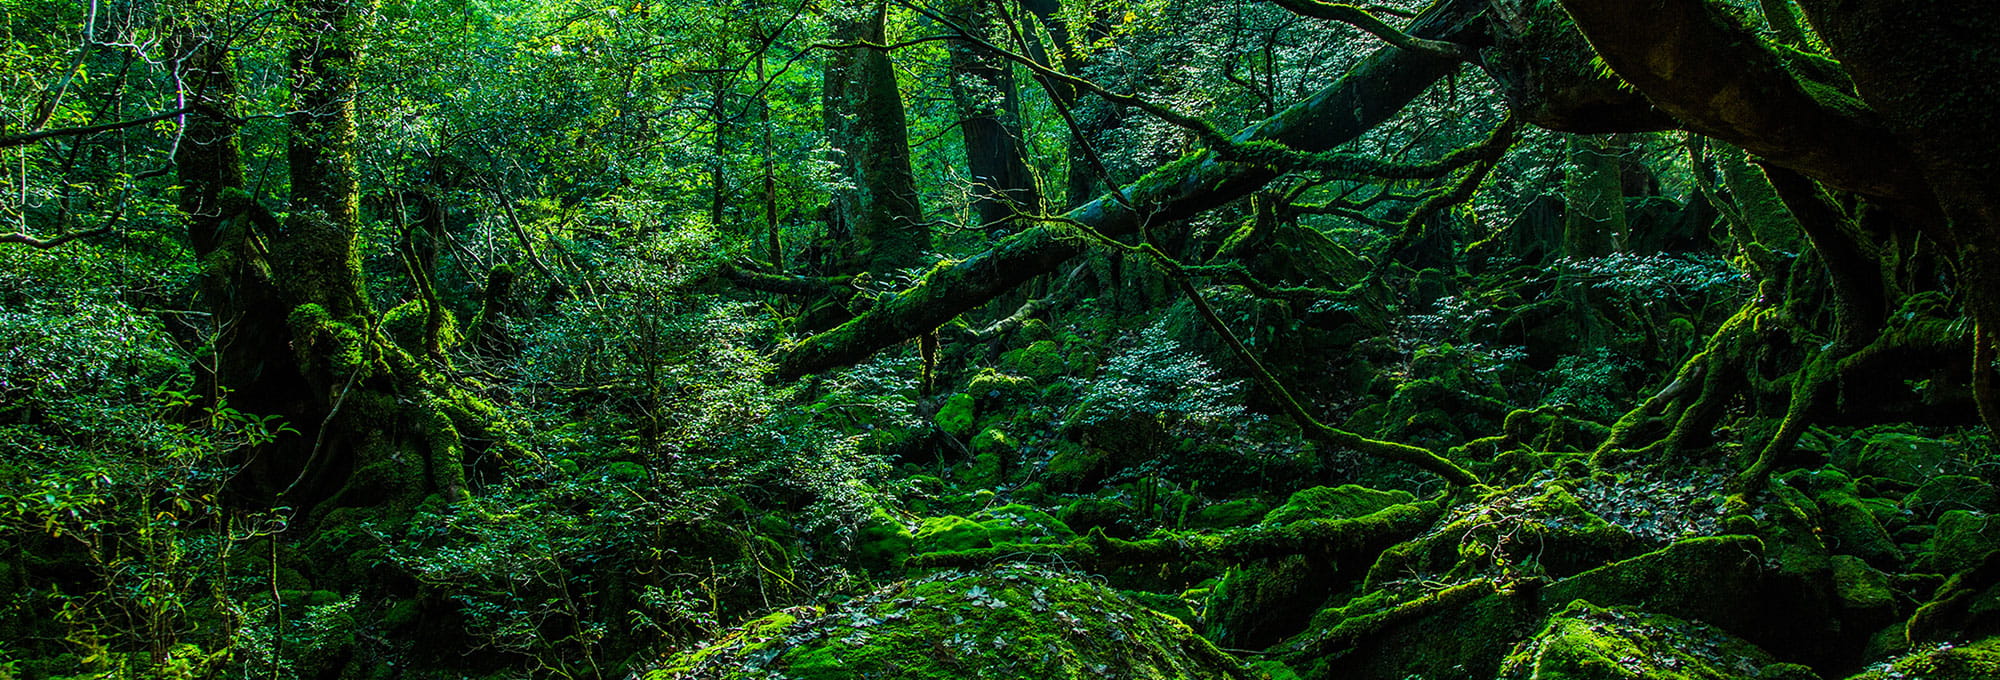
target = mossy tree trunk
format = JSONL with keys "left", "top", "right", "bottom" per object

{"left": 822, "top": 0, "right": 927, "bottom": 275}
{"left": 176, "top": 2, "right": 501, "bottom": 519}
{"left": 1556, "top": 0, "right": 2000, "bottom": 480}
{"left": 777, "top": 0, "right": 1485, "bottom": 378}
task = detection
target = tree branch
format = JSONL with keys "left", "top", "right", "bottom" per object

{"left": 0, "top": 106, "right": 194, "bottom": 149}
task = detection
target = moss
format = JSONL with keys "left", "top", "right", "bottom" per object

{"left": 1205, "top": 555, "right": 1326, "bottom": 649}
{"left": 1840, "top": 431, "right": 1964, "bottom": 486}
{"left": 1286, "top": 579, "right": 1525, "bottom": 680}
{"left": 999, "top": 339, "right": 1068, "bottom": 380}
{"left": 649, "top": 565, "right": 1253, "bottom": 679}
{"left": 1906, "top": 475, "right": 2000, "bottom": 520}
{"left": 1495, "top": 600, "right": 1791, "bottom": 680}
{"left": 854, "top": 507, "right": 916, "bottom": 571}
{"left": 381, "top": 298, "right": 460, "bottom": 354}
{"left": 1845, "top": 636, "right": 2000, "bottom": 680}
{"left": 1191, "top": 497, "right": 1273, "bottom": 529}
{"left": 1041, "top": 443, "right": 1108, "bottom": 492}
{"left": 1058, "top": 496, "right": 1137, "bottom": 537}
{"left": 967, "top": 369, "right": 1037, "bottom": 403}
{"left": 1363, "top": 485, "right": 1639, "bottom": 588}
{"left": 911, "top": 504, "right": 1076, "bottom": 555}
{"left": 1832, "top": 554, "right": 1894, "bottom": 613}
{"left": 937, "top": 392, "right": 977, "bottom": 438}
{"left": 1925, "top": 510, "right": 2000, "bottom": 575}
{"left": 1266, "top": 485, "right": 1415, "bottom": 525}
{"left": 1780, "top": 468, "right": 1901, "bottom": 565}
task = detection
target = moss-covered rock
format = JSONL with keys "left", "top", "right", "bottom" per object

{"left": 1924, "top": 510, "right": 2000, "bottom": 575}
{"left": 1496, "top": 600, "right": 1798, "bottom": 680}
{"left": 1905, "top": 475, "right": 2000, "bottom": 520}
{"left": 1205, "top": 555, "right": 1327, "bottom": 650}
{"left": 853, "top": 507, "right": 917, "bottom": 571}
{"left": 1192, "top": 497, "right": 1274, "bottom": 529}
{"left": 911, "top": 504, "right": 1076, "bottom": 555}
{"left": 1780, "top": 468, "right": 1902, "bottom": 566}
{"left": 646, "top": 565, "right": 1254, "bottom": 679}
{"left": 1041, "top": 442, "right": 1109, "bottom": 492}
{"left": 1266, "top": 485, "right": 1415, "bottom": 525}
{"left": 1363, "top": 484, "right": 1640, "bottom": 588}
{"left": 999, "top": 339, "right": 1068, "bottom": 380}
{"left": 1058, "top": 496, "right": 1138, "bottom": 538}
{"left": 1545, "top": 535, "right": 1844, "bottom": 668}
{"left": 1843, "top": 636, "right": 2000, "bottom": 680}
{"left": 1841, "top": 431, "right": 1963, "bottom": 486}
{"left": 937, "top": 392, "right": 978, "bottom": 438}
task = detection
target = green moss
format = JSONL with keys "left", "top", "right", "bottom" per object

{"left": 1780, "top": 468, "right": 1901, "bottom": 564}
{"left": 1495, "top": 600, "right": 1790, "bottom": 680}
{"left": 1191, "top": 497, "right": 1274, "bottom": 529}
{"left": 854, "top": 507, "right": 916, "bottom": 571}
{"left": 1266, "top": 485, "right": 1415, "bottom": 525}
{"left": 1205, "top": 555, "right": 1324, "bottom": 649}
{"left": 1841, "top": 431, "right": 1963, "bottom": 486}
{"left": 1041, "top": 443, "right": 1108, "bottom": 492}
{"left": 1845, "top": 636, "right": 2000, "bottom": 680}
{"left": 1058, "top": 496, "right": 1136, "bottom": 537}
{"left": 911, "top": 505, "right": 1076, "bottom": 555}
{"left": 999, "top": 339, "right": 1068, "bottom": 380}
{"left": 1926, "top": 510, "right": 2000, "bottom": 575}
{"left": 937, "top": 392, "right": 977, "bottom": 438}
{"left": 649, "top": 565, "right": 1253, "bottom": 679}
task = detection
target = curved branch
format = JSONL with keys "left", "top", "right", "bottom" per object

{"left": 1261, "top": 0, "right": 1469, "bottom": 60}
{"left": 775, "top": 0, "right": 1486, "bottom": 379}
{"left": 1551, "top": 0, "right": 1923, "bottom": 199}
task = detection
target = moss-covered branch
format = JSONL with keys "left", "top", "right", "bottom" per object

{"left": 773, "top": 0, "right": 1484, "bottom": 379}
{"left": 1552, "top": 0, "right": 1924, "bottom": 199}
{"left": 907, "top": 500, "right": 1443, "bottom": 570}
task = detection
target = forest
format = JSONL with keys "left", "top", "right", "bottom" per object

{"left": 2, "top": 0, "right": 1998, "bottom": 678}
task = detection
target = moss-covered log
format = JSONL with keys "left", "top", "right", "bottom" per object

{"left": 906, "top": 500, "right": 1442, "bottom": 570}
{"left": 774, "top": 0, "right": 1484, "bottom": 379}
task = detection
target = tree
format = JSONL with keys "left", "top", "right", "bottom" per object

{"left": 821, "top": 0, "right": 928, "bottom": 274}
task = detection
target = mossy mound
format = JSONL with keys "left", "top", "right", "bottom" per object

{"left": 1496, "top": 600, "right": 1798, "bottom": 680}
{"left": 645, "top": 565, "right": 1253, "bottom": 679}
{"left": 1844, "top": 637, "right": 2000, "bottom": 680}
{"left": 912, "top": 504, "right": 1076, "bottom": 554}
{"left": 1265, "top": 485, "right": 1414, "bottom": 525}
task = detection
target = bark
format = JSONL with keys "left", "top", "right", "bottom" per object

{"left": 1790, "top": 0, "right": 2000, "bottom": 369}
{"left": 945, "top": 0, "right": 1039, "bottom": 230}
{"left": 822, "top": 0, "right": 927, "bottom": 273}
{"left": 1551, "top": 0, "right": 1926, "bottom": 199}
{"left": 775, "top": 0, "right": 1483, "bottom": 379}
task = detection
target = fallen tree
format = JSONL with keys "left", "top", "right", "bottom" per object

{"left": 774, "top": 0, "right": 1485, "bottom": 379}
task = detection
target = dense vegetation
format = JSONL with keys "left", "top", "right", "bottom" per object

{"left": 2, "top": 0, "right": 1998, "bottom": 678}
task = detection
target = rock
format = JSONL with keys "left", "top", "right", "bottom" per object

{"left": 1924, "top": 510, "right": 2000, "bottom": 575}
{"left": 1265, "top": 485, "right": 1414, "bottom": 525}
{"left": 645, "top": 565, "right": 1254, "bottom": 679}
{"left": 1905, "top": 475, "right": 2000, "bottom": 521}
{"left": 1842, "top": 636, "right": 2000, "bottom": 680}
{"left": 1496, "top": 600, "right": 1799, "bottom": 680}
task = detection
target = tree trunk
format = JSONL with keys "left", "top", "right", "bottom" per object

{"left": 822, "top": 0, "right": 927, "bottom": 274}
{"left": 777, "top": 0, "right": 1483, "bottom": 378}
{"left": 945, "top": 0, "right": 1039, "bottom": 232}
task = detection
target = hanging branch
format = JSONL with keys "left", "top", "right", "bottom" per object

{"left": 1261, "top": 0, "right": 1470, "bottom": 60}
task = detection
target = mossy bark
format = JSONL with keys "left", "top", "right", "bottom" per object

{"left": 822, "top": 0, "right": 928, "bottom": 274}
{"left": 777, "top": 0, "right": 1485, "bottom": 378}
{"left": 173, "top": 2, "right": 506, "bottom": 520}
